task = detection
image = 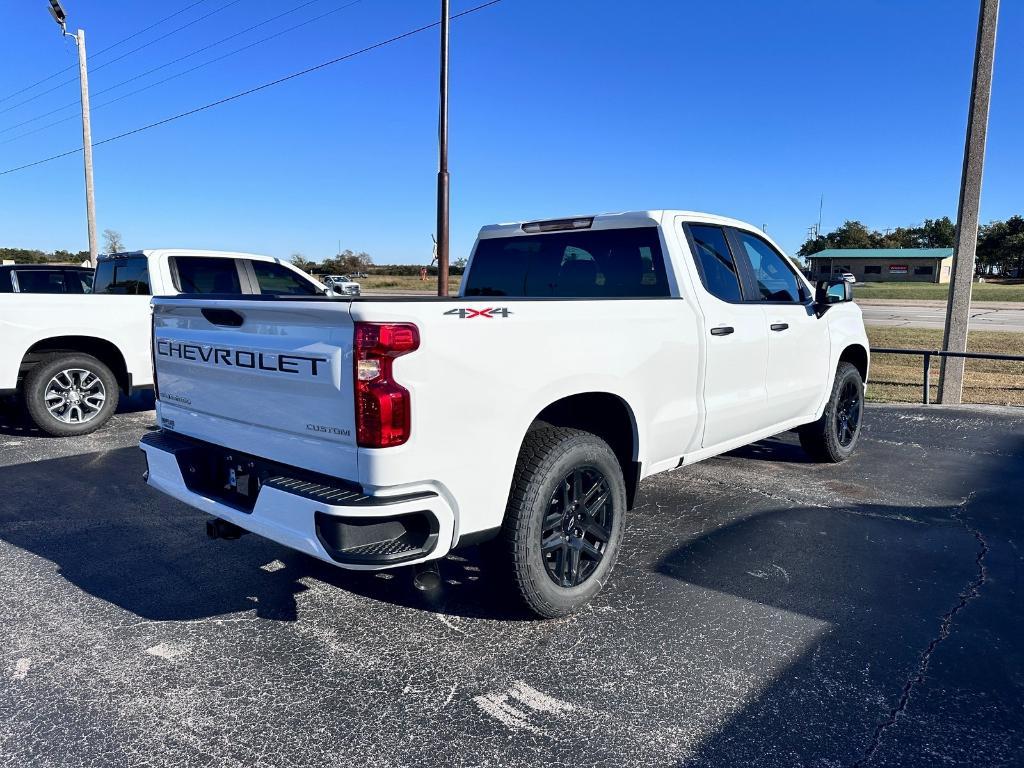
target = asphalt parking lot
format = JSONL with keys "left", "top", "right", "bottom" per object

{"left": 1, "top": 399, "right": 1021, "bottom": 768}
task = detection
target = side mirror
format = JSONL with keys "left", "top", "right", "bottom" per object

{"left": 815, "top": 277, "right": 852, "bottom": 315}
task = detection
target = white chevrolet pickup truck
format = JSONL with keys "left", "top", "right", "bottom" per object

{"left": 1, "top": 249, "right": 325, "bottom": 436}
{"left": 141, "top": 211, "right": 869, "bottom": 617}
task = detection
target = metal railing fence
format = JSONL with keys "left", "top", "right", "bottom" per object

{"left": 871, "top": 347, "right": 1024, "bottom": 405}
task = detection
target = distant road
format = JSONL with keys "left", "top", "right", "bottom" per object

{"left": 859, "top": 300, "right": 1024, "bottom": 332}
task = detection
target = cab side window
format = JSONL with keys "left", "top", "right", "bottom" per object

{"left": 734, "top": 232, "right": 803, "bottom": 303}
{"left": 172, "top": 257, "right": 242, "bottom": 294}
{"left": 686, "top": 224, "right": 743, "bottom": 302}
{"left": 250, "top": 260, "right": 319, "bottom": 296}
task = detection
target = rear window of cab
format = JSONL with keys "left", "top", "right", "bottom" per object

{"left": 463, "top": 226, "right": 670, "bottom": 298}
{"left": 93, "top": 256, "right": 150, "bottom": 295}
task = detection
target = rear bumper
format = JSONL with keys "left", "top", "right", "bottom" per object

{"left": 140, "top": 430, "right": 455, "bottom": 569}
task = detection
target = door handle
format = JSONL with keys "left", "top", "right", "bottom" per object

{"left": 710, "top": 326, "right": 734, "bottom": 336}
{"left": 770, "top": 323, "right": 789, "bottom": 332}
{"left": 202, "top": 308, "right": 245, "bottom": 327}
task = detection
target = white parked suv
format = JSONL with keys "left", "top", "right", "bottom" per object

{"left": 0, "top": 250, "right": 325, "bottom": 436}
{"left": 321, "top": 274, "right": 361, "bottom": 296}
{"left": 140, "top": 212, "right": 869, "bottom": 617}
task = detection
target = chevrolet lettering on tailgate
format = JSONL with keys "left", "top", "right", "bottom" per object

{"left": 155, "top": 339, "right": 329, "bottom": 377}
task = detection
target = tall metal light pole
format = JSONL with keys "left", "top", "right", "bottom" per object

{"left": 48, "top": 0, "right": 98, "bottom": 266}
{"left": 938, "top": 0, "right": 1000, "bottom": 404}
{"left": 436, "top": 0, "right": 450, "bottom": 296}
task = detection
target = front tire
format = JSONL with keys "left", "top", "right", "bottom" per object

{"left": 23, "top": 353, "right": 120, "bottom": 437}
{"left": 501, "top": 426, "right": 626, "bottom": 618}
{"left": 798, "top": 361, "right": 864, "bottom": 463}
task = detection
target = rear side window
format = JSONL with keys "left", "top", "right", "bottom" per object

{"left": 687, "top": 224, "right": 743, "bottom": 302}
{"left": 93, "top": 257, "right": 151, "bottom": 295}
{"left": 463, "top": 226, "right": 670, "bottom": 298}
{"left": 250, "top": 260, "right": 319, "bottom": 296}
{"left": 172, "top": 257, "right": 242, "bottom": 294}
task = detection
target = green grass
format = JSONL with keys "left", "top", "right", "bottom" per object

{"left": 866, "top": 327, "right": 1024, "bottom": 406}
{"left": 854, "top": 280, "right": 1024, "bottom": 302}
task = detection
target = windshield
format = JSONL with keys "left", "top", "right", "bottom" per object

{"left": 463, "top": 226, "right": 670, "bottom": 298}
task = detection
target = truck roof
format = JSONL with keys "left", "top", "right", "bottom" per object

{"left": 0, "top": 263, "right": 93, "bottom": 271}
{"left": 98, "top": 249, "right": 285, "bottom": 262}
{"left": 477, "top": 210, "right": 763, "bottom": 239}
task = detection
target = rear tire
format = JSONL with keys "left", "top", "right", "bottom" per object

{"left": 23, "top": 353, "right": 119, "bottom": 437}
{"left": 501, "top": 426, "right": 626, "bottom": 618}
{"left": 798, "top": 362, "right": 863, "bottom": 463}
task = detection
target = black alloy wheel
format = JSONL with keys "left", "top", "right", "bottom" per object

{"left": 835, "top": 378, "right": 862, "bottom": 447}
{"left": 540, "top": 466, "right": 614, "bottom": 587}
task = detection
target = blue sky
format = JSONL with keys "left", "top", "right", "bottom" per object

{"left": 1, "top": 0, "right": 1021, "bottom": 263}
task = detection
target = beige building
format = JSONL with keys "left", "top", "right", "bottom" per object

{"left": 807, "top": 248, "right": 954, "bottom": 283}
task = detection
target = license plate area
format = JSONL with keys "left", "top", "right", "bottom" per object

{"left": 220, "top": 455, "right": 261, "bottom": 509}
{"left": 168, "top": 438, "right": 360, "bottom": 513}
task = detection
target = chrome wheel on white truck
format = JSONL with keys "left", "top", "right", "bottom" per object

{"left": 23, "top": 354, "right": 119, "bottom": 437}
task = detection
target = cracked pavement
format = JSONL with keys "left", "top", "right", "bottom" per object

{"left": 0, "top": 400, "right": 1021, "bottom": 767}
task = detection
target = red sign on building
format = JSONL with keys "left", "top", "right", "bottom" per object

{"left": 889, "top": 264, "right": 908, "bottom": 274}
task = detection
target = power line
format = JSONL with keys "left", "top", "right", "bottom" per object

{"left": 0, "top": 0, "right": 365, "bottom": 146}
{"left": 0, "top": 1, "right": 504, "bottom": 178}
{"left": 0, "top": 0, "right": 353, "bottom": 138}
{"left": 0, "top": 0, "right": 244, "bottom": 117}
{"left": 0, "top": 0, "right": 212, "bottom": 105}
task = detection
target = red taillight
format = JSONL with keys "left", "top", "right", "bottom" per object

{"left": 354, "top": 322, "right": 419, "bottom": 448}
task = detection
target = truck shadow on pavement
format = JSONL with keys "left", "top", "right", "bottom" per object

{"left": 0, "top": 445, "right": 531, "bottom": 623}
{"left": 723, "top": 434, "right": 817, "bottom": 464}
{"left": 650, "top": 433, "right": 1024, "bottom": 767}
{"left": 0, "top": 391, "right": 155, "bottom": 437}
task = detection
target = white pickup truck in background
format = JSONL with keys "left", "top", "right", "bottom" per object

{"left": 1, "top": 249, "right": 325, "bottom": 436}
{"left": 141, "top": 211, "right": 870, "bottom": 617}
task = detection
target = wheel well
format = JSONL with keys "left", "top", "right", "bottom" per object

{"left": 840, "top": 344, "right": 869, "bottom": 381}
{"left": 22, "top": 336, "right": 130, "bottom": 393}
{"left": 532, "top": 392, "right": 641, "bottom": 509}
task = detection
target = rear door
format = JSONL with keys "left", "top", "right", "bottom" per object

{"left": 728, "top": 228, "right": 829, "bottom": 422}
{"left": 681, "top": 222, "right": 773, "bottom": 449}
{"left": 152, "top": 297, "right": 358, "bottom": 479}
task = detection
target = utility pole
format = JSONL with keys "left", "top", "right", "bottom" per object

{"left": 938, "top": 0, "right": 999, "bottom": 404}
{"left": 435, "top": 0, "right": 450, "bottom": 296}
{"left": 76, "top": 29, "right": 97, "bottom": 266}
{"left": 48, "top": 1, "right": 97, "bottom": 266}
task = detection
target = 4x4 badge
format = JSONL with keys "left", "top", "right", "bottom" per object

{"left": 443, "top": 307, "right": 513, "bottom": 319}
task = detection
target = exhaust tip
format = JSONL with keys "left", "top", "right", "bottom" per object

{"left": 412, "top": 561, "right": 442, "bottom": 592}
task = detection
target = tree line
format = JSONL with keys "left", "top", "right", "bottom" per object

{"left": 289, "top": 250, "right": 469, "bottom": 277}
{"left": 798, "top": 216, "right": 1024, "bottom": 276}
{"left": 0, "top": 247, "right": 91, "bottom": 264}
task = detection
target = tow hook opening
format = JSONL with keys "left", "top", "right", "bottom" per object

{"left": 206, "top": 518, "right": 247, "bottom": 540}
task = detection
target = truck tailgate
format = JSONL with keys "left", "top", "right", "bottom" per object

{"left": 152, "top": 297, "right": 357, "bottom": 479}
